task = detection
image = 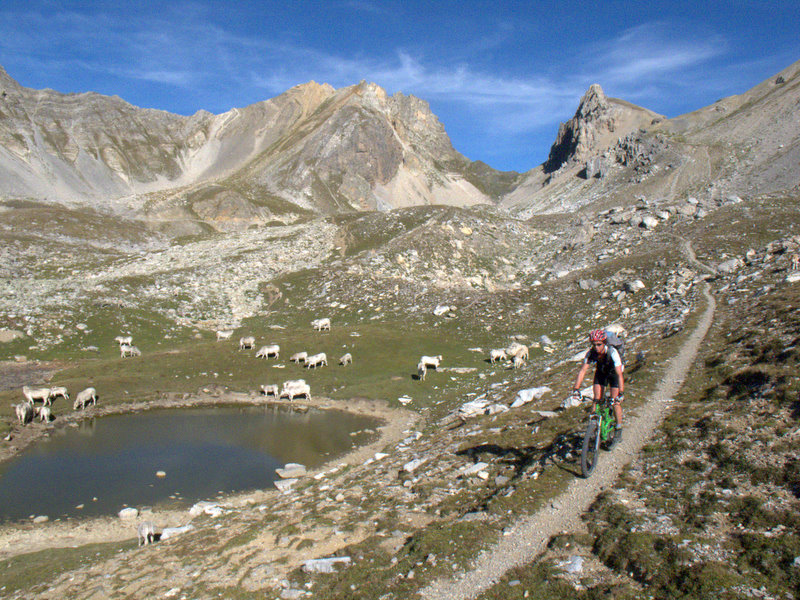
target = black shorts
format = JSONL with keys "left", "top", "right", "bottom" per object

{"left": 593, "top": 367, "right": 620, "bottom": 389}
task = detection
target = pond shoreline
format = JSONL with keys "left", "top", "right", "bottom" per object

{"left": 0, "top": 387, "right": 419, "bottom": 560}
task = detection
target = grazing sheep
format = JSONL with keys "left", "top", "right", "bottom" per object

{"left": 14, "top": 402, "right": 33, "bottom": 425}
{"left": 282, "top": 379, "right": 306, "bottom": 391}
{"left": 22, "top": 385, "right": 51, "bottom": 405}
{"left": 510, "top": 344, "right": 529, "bottom": 361}
{"left": 489, "top": 349, "right": 507, "bottom": 363}
{"left": 255, "top": 344, "right": 280, "bottom": 359}
{"left": 216, "top": 330, "right": 234, "bottom": 341}
{"left": 512, "top": 355, "right": 525, "bottom": 369}
{"left": 73, "top": 387, "right": 98, "bottom": 410}
{"left": 280, "top": 381, "right": 311, "bottom": 401}
{"left": 239, "top": 336, "right": 256, "bottom": 350}
{"left": 34, "top": 405, "right": 52, "bottom": 423}
{"left": 311, "top": 317, "right": 331, "bottom": 331}
{"left": 420, "top": 355, "right": 442, "bottom": 369}
{"left": 137, "top": 521, "right": 156, "bottom": 546}
{"left": 120, "top": 344, "right": 141, "bottom": 358}
{"left": 339, "top": 353, "right": 352, "bottom": 366}
{"left": 260, "top": 384, "right": 279, "bottom": 397}
{"left": 114, "top": 335, "right": 133, "bottom": 346}
{"left": 417, "top": 362, "right": 427, "bottom": 381}
{"left": 48, "top": 386, "right": 70, "bottom": 403}
{"left": 305, "top": 353, "right": 328, "bottom": 369}
{"left": 289, "top": 351, "right": 308, "bottom": 364}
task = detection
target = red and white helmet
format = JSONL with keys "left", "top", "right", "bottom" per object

{"left": 589, "top": 329, "right": 607, "bottom": 343}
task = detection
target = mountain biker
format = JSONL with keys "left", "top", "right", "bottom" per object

{"left": 571, "top": 329, "right": 624, "bottom": 448}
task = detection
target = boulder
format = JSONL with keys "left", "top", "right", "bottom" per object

{"left": 0, "top": 329, "right": 25, "bottom": 343}
{"left": 640, "top": 215, "right": 659, "bottom": 230}
{"left": 118, "top": 507, "right": 139, "bottom": 520}
{"left": 160, "top": 524, "right": 195, "bottom": 540}
{"left": 276, "top": 463, "right": 307, "bottom": 479}
{"left": 717, "top": 258, "right": 743, "bottom": 274}
{"left": 624, "top": 280, "right": 646, "bottom": 293}
{"left": 274, "top": 479, "right": 298, "bottom": 493}
{"left": 302, "top": 556, "right": 352, "bottom": 574}
{"left": 511, "top": 386, "right": 552, "bottom": 408}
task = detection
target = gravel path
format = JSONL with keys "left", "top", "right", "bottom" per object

{"left": 420, "top": 258, "right": 717, "bottom": 599}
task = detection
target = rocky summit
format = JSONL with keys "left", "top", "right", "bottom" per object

{"left": 0, "top": 59, "right": 798, "bottom": 600}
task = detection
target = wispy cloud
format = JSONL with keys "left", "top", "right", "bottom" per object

{"left": 584, "top": 23, "right": 728, "bottom": 96}
{"left": 0, "top": 5, "right": 757, "bottom": 168}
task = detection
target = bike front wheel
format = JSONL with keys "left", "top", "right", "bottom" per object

{"left": 581, "top": 419, "right": 601, "bottom": 478}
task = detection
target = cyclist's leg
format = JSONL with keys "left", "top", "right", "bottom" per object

{"left": 592, "top": 382, "right": 603, "bottom": 413}
{"left": 610, "top": 386, "right": 623, "bottom": 426}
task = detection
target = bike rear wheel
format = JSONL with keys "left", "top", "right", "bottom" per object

{"left": 581, "top": 420, "right": 601, "bottom": 478}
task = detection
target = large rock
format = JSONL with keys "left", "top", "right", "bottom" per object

{"left": 118, "top": 507, "right": 139, "bottom": 520}
{"left": 0, "top": 329, "right": 25, "bottom": 343}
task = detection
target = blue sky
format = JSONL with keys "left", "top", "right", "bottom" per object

{"left": 0, "top": 1, "right": 797, "bottom": 172}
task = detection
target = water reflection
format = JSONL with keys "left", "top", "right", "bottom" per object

{"left": 0, "top": 405, "right": 379, "bottom": 522}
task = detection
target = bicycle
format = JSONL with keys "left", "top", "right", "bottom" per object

{"left": 580, "top": 393, "right": 617, "bottom": 478}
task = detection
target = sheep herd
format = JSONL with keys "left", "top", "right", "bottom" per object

{"left": 13, "top": 384, "right": 97, "bottom": 426}
{"left": 10, "top": 320, "right": 532, "bottom": 430}
{"left": 10, "top": 337, "right": 129, "bottom": 427}
{"left": 215, "top": 317, "right": 349, "bottom": 403}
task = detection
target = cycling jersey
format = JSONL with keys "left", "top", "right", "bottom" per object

{"left": 584, "top": 346, "right": 622, "bottom": 389}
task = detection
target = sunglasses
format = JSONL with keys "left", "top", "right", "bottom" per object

{"left": 592, "top": 342, "right": 605, "bottom": 347}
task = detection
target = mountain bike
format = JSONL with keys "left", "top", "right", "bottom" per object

{"left": 580, "top": 394, "right": 617, "bottom": 478}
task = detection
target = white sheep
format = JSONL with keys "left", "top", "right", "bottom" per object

{"left": 510, "top": 344, "right": 529, "bottom": 361}
{"left": 260, "top": 384, "right": 279, "bottom": 397}
{"left": 73, "top": 387, "right": 98, "bottom": 410}
{"left": 120, "top": 344, "right": 141, "bottom": 358}
{"left": 489, "top": 349, "right": 508, "bottom": 363}
{"left": 216, "top": 330, "right": 234, "bottom": 341}
{"left": 14, "top": 402, "right": 33, "bottom": 425}
{"left": 280, "top": 381, "right": 311, "bottom": 401}
{"left": 255, "top": 344, "right": 280, "bottom": 359}
{"left": 48, "top": 386, "right": 70, "bottom": 403}
{"left": 420, "top": 355, "right": 442, "bottom": 369}
{"left": 305, "top": 353, "right": 328, "bottom": 368}
{"left": 137, "top": 521, "right": 156, "bottom": 546}
{"left": 512, "top": 355, "right": 525, "bottom": 369}
{"left": 417, "top": 362, "right": 427, "bottom": 381}
{"left": 281, "top": 379, "right": 306, "bottom": 392}
{"left": 289, "top": 351, "right": 308, "bottom": 364}
{"left": 311, "top": 317, "right": 331, "bottom": 331}
{"left": 22, "top": 385, "right": 51, "bottom": 405}
{"left": 34, "top": 405, "right": 52, "bottom": 423}
{"left": 114, "top": 335, "right": 133, "bottom": 346}
{"left": 339, "top": 353, "right": 352, "bottom": 366}
{"left": 239, "top": 336, "right": 256, "bottom": 350}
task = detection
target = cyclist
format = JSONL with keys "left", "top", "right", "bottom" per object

{"left": 571, "top": 329, "right": 624, "bottom": 448}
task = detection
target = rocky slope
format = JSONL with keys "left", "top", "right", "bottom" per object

{"left": 502, "top": 58, "right": 800, "bottom": 218}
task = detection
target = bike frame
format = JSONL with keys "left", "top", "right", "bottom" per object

{"left": 593, "top": 399, "right": 616, "bottom": 443}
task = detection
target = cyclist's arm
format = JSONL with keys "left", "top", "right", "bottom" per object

{"left": 616, "top": 364, "right": 624, "bottom": 395}
{"left": 574, "top": 362, "right": 590, "bottom": 392}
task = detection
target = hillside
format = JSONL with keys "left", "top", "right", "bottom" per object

{"left": 0, "top": 60, "right": 798, "bottom": 600}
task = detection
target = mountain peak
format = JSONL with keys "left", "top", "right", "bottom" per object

{"left": 544, "top": 83, "right": 662, "bottom": 174}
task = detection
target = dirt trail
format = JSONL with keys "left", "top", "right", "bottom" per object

{"left": 420, "top": 247, "right": 717, "bottom": 600}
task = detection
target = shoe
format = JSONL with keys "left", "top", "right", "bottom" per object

{"left": 608, "top": 428, "right": 622, "bottom": 449}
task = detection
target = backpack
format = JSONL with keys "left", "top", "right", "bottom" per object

{"left": 604, "top": 330, "right": 625, "bottom": 363}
